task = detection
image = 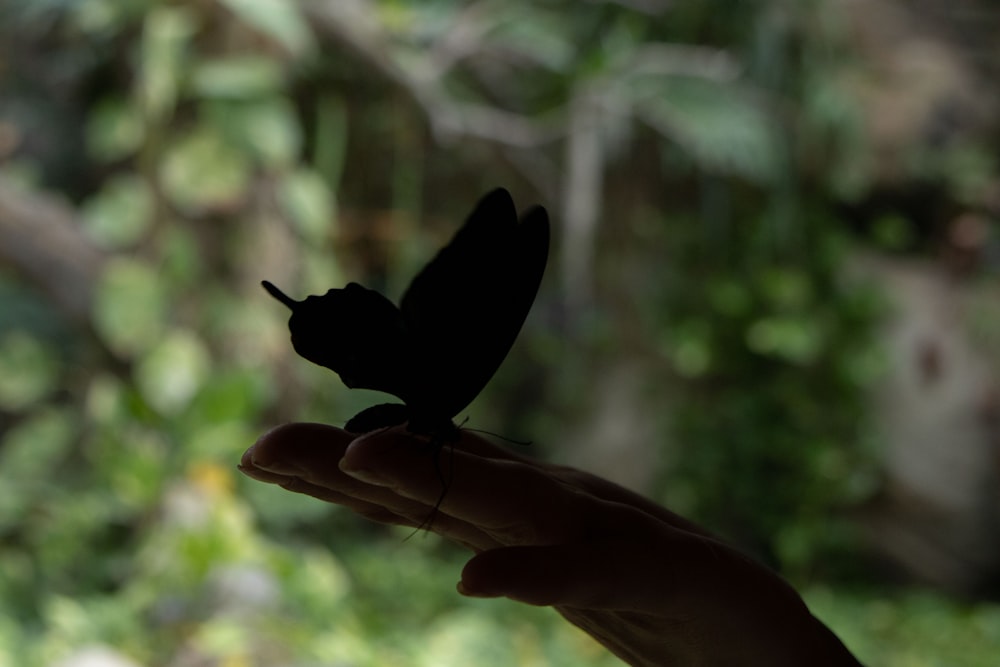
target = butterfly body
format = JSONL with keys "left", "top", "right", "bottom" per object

{"left": 264, "top": 188, "right": 549, "bottom": 437}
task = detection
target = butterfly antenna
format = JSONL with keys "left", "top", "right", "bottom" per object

{"left": 261, "top": 280, "right": 299, "bottom": 310}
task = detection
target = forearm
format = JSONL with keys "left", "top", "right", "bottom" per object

{"left": 557, "top": 605, "right": 861, "bottom": 667}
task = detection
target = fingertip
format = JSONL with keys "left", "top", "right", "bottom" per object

{"left": 245, "top": 422, "right": 353, "bottom": 473}
{"left": 244, "top": 424, "right": 301, "bottom": 474}
{"left": 340, "top": 426, "right": 413, "bottom": 472}
{"left": 460, "top": 547, "right": 558, "bottom": 606}
{"left": 456, "top": 579, "right": 500, "bottom": 599}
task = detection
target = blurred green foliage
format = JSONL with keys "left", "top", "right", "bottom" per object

{"left": 1, "top": 0, "right": 998, "bottom": 664}
{"left": 657, "top": 221, "right": 886, "bottom": 577}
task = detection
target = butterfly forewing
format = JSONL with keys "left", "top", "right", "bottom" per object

{"left": 399, "top": 188, "right": 550, "bottom": 422}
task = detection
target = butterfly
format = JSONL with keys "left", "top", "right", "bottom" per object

{"left": 262, "top": 188, "right": 549, "bottom": 439}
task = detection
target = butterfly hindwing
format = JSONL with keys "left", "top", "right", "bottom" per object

{"left": 344, "top": 403, "right": 411, "bottom": 434}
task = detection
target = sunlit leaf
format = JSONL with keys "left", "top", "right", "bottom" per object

{"left": 86, "top": 427, "right": 170, "bottom": 510}
{"left": 191, "top": 57, "right": 285, "bottom": 99}
{"left": 85, "top": 374, "right": 128, "bottom": 425}
{"left": 218, "top": 98, "right": 302, "bottom": 168}
{"left": 185, "top": 422, "right": 256, "bottom": 463}
{"left": 218, "top": 0, "right": 314, "bottom": 56}
{"left": 635, "top": 78, "right": 780, "bottom": 183}
{"left": 139, "top": 6, "right": 197, "bottom": 120}
{"left": 301, "top": 250, "right": 345, "bottom": 300}
{"left": 81, "top": 173, "right": 154, "bottom": 249}
{"left": 160, "top": 126, "right": 251, "bottom": 212}
{"left": 135, "top": 329, "right": 211, "bottom": 415}
{"left": 291, "top": 549, "right": 351, "bottom": 609}
{"left": 92, "top": 258, "right": 168, "bottom": 356}
{"left": 745, "top": 316, "right": 823, "bottom": 364}
{"left": 279, "top": 168, "right": 335, "bottom": 243}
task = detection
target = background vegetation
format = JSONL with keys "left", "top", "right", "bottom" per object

{"left": 1, "top": 0, "right": 998, "bottom": 665}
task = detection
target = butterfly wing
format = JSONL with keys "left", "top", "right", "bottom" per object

{"left": 344, "top": 403, "right": 412, "bottom": 434}
{"left": 399, "top": 188, "right": 549, "bottom": 423}
{"left": 264, "top": 189, "right": 549, "bottom": 436}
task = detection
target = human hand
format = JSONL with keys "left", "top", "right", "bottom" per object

{"left": 239, "top": 423, "right": 861, "bottom": 667}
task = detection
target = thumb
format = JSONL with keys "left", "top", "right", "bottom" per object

{"left": 459, "top": 543, "right": 641, "bottom": 608}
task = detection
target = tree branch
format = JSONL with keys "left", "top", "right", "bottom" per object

{"left": 0, "top": 177, "right": 106, "bottom": 325}
{"left": 302, "top": 0, "right": 562, "bottom": 149}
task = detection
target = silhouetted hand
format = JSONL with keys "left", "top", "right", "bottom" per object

{"left": 240, "top": 423, "right": 862, "bottom": 667}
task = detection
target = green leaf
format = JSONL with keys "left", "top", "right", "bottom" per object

{"left": 220, "top": 98, "right": 302, "bottom": 168}
{"left": 84, "top": 374, "right": 129, "bottom": 425}
{"left": 707, "top": 278, "right": 752, "bottom": 318}
{"left": 187, "top": 370, "right": 266, "bottom": 425}
{"left": 745, "top": 316, "right": 823, "bottom": 364}
{"left": 0, "top": 331, "right": 59, "bottom": 411}
{"left": 81, "top": 173, "right": 154, "bottom": 249}
{"left": 190, "top": 57, "right": 285, "bottom": 99}
{"left": 135, "top": 330, "right": 211, "bottom": 415}
{"left": 663, "top": 319, "right": 714, "bottom": 378}
{"left": 0, "top": 406, "right": 76, "bottom": 481}
{"left": 871, "top": 214, "right": 915, "bottom": 251}
{"left": 85, "top": 426, "right": 170, "bottom": 511}
{"left": 161, "top": 225, "right": 204, "bottom": 288}
{"left": 636, "top": 78, "right": 780, "bottom": 183}
{"left": 939, "top": 144, "right": 996, "bottom": 206}
{"left": 160, "top": 125, "right": 251, "bottom": 212}
{"left": 279, "top": 168, "right": 335, "bottom": 243}
{"left": 218, "top": 0, "right": 314, "bottom": 56}
{"left": 86, "top": 97, "right": 145, "bottom": 161}
{"left": 71, "top": 0, "right": 149, "bottom": 36}
{"left": 185, "top": 421, "right": 256, "bottom": 463}
{"left": 489, "top": 8, "right": 576, "bottom": 71}
{"left": 758, "top": 268, "right": 813, "bottom": 310}
{"left": 92, "top": 258, "right": 168, "bottom": 356}
{"left": 139, "top": 6, "right": 197, "bottom": 120}
{"left": 314, "top": 94, "right": 349, "bottom": 189}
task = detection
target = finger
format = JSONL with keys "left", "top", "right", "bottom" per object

{"left": 242, "top": 423, "right": 502, "bottom": 548}
{"left": 239, "top": 426, "right": 414, "bottom": 523}
{"left": 241, "top": 422, "right": 352, "bottom": 478}
{"left": 459, "top": 520, "right": 781, "bottom": 614}
{"left": 276, "top": 474, "right": 415, "bottom": 521}
{"left": 561, "top": 469, "right": 715, "bottom": 538}
{"left": 242, "top": 422, "right": 438, "bottom": 515}
{"left": 459, "top": 544, "right": 618, "bottom": 606}
{"left": 277, "top": 468, "right": 501, "bottom": 549}
{"left": 458, "top": 541, "right": 677, "bottom": 610}
{"left": 340, "top": 429, "right": 586, "bottom": 545}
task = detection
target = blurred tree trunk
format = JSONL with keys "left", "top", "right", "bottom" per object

{"left": 0, "top": 177, "right": 105, "bottom": 325}
{"left": 860, "top": 255, "right": 1000, "bottom": 596}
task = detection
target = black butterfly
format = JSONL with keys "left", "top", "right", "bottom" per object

{"left": 262, "top": 188, "right": 549, "bottom": 439}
